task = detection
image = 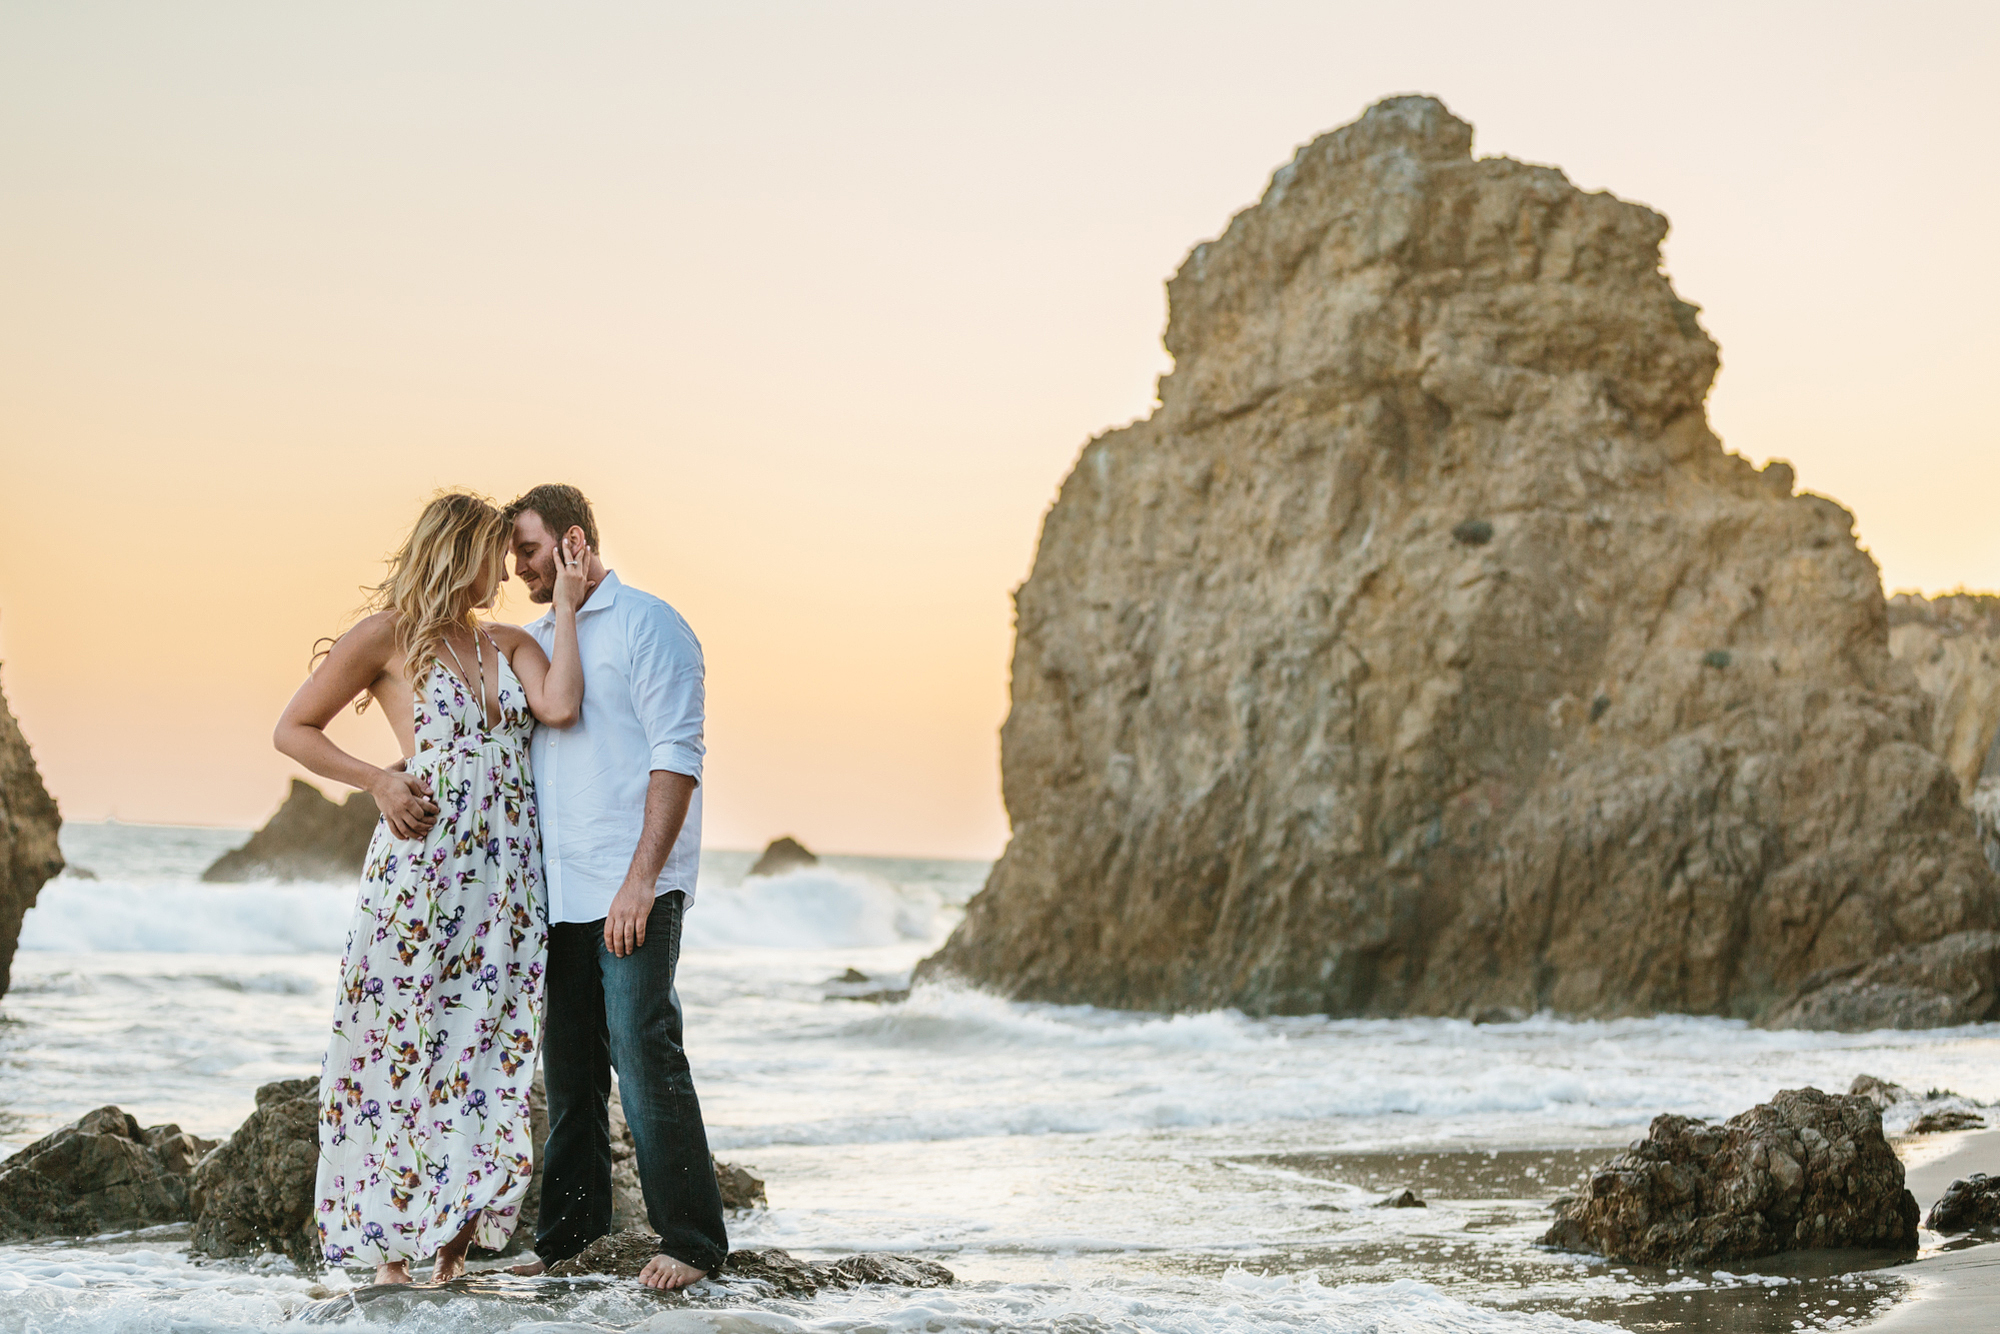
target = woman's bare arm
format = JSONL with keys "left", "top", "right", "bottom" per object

{"left": 274, "top": 611, "right": 439, "bottom": 839}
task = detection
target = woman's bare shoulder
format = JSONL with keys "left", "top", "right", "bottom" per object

{"left": 483, "top": 622, "right": 543, "bottom": 654}
{"left": 340, "top": 610, "right": 399, "bottom": 650}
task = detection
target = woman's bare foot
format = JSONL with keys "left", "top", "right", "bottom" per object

{"left": 505, "top": 1259, "right": 546, "bottom": 1277}
{"left": 430, "top": 1213, "right": 482, "bottom": 1284}
{"left": 637, "top": 1254, "right": 707, "bottom": 1290}
{"left": 373, "top": 1261, "right": 412, "bottom": 1286}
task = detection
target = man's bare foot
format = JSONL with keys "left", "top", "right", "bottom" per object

{"left": 430, "top": 1213, "right": 482, "bottom": 1284}
{"left": 373, "top": 1261, "right": 412, "bottom": 1286}
{"left": 637, "top": 1253, "right": 707, "bottom": 1290}
{"left": 506, "top": 1259, "right": 546, "bottom": 1277}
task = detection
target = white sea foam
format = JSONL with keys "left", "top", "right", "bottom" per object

{"left": 0, "top": 1240, "right": 1633, "bottom": 1334}
{"left": 18, "top": 879, "right": 356, "bottom": 955}
{"left": 680, "top": 868, "right": 944, "bottom": 950}
{"left": 21, "top": 860, "right": 955, "bottom": 956}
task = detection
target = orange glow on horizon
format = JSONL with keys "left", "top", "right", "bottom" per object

{"left": 4, "top": 4, "right": 1996, "bottom": 856}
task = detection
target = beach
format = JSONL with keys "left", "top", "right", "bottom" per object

{"left": 0, "top": 820, "right": 1992, "bottom": 1332}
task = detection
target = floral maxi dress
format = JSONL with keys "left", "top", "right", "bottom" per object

{"left": 316, "top": 643, "right": 547, "bottom": 1266}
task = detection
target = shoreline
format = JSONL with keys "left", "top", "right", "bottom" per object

{"left": 1868, "top": 1129, "right": 2000, "bottom": 1330}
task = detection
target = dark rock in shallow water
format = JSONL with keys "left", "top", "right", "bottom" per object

{"left": 548, "top": 1233, "right": 953, "bottom": 1291}
{"left": 748, "top": 835, "right": 818, "bottom": 877}
{"left": 0, "top": 672, "right": 63, "bottom": 1002}
{"left": 202, "top": 779, "right": 379, "bottom": 883}
{"left": 1848, "top": 1074, "right": 1912, "bottom": 1110}
{"left": 715, "top": 1158, "right": 767, "bottom": 1211}
{"left": 0, "top": 1105, "right": 211, "bottom": 1239}
{"left": 1911, "top": 1110, "right": 1987, "bottom": 1133}
{"left": 188, "top": 1076, "right": 321, "bottom": 1269}
{"left": 1925, "top": 1174, "right": 2000, "bottom": 1233}
{"left": 1373, "top": 1188, "right": 1426, "bottom": 1208}
{"left": 1543, "top": 1088, "right": 1917, "bottom": 1263}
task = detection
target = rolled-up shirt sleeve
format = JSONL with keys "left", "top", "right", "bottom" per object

{"left": 629, "top": 606, "right": 706, "bottom": 782}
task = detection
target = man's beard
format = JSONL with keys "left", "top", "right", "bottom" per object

{"left": 524, "top": 560, "right": 556, "bottom": 603}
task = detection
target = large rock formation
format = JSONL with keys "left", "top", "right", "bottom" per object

{"left": 202, "top": 779, "right": 379, "bottom": 883}
{"left": 0, "top": 1105, "right": 215, "bottom": 1240}
{"left": 1543, "top": 1088, "right": 1917, "bottom": 1262}
{"left": 0, "top": 671, "right": 63, "bottom": 1001}
{"left": 919, "top": 95, "right": 2000, "bottom": 1023}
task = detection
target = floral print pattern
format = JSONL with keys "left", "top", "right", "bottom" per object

{"left": 315, "top": 646, "right": 547, "bottom": 1266}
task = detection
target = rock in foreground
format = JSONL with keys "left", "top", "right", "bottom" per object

{"left": 1543, "top": 1088, "right": 1917, "bottom": 1263}
{"left": 0, "top": 671, "right": 63, "bottom": 1001}
{"left": 202, "top": 779, "right": 379, "bottom": 882}
{"left": 188, "top": 1077, "right": 322, "bottom": 1267}
{"left": 0, "top": 1106, "right": 214, "bottom": 1240}
{"left": 920, "top": 94, "right": 2000, "bottom": 1023}
{"left": 748, "top": 836, "right": 817, "bottom": 877}
{"left": 1924, "top": 1175, "right": 2000, "bottom": 1234}
{"left": 546, "top": 1232, "right": 952, "bottom": 1292}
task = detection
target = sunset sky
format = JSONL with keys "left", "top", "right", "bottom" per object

{"left": 3, "top": 2, "right": 1996, "bottom": 857}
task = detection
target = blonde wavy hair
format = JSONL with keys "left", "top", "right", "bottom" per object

{"left": 317, "top": 492, "right": 508, "bottom": 703}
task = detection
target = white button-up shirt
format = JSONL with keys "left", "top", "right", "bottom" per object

{"left": 528, "top": 570, "right": 704, "bottom": 923}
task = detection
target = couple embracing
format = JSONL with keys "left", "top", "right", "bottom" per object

{"left": 274, "top": 484, "right": 727, "bottom": 1289}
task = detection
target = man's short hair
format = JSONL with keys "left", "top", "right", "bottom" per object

{"left": 504, "top": 484, "right": 600, "bottom": 552}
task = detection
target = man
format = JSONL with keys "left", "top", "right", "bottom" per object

{"left": 503, "top": 483, "right": 728, "bottom": 1290}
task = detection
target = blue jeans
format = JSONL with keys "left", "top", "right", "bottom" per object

{"left": 536, "top": 891, "right": 729, "bottom": 1271}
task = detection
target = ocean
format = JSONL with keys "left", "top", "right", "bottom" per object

{"left": 2, "top": 821, "right": 1995, "bottom": 1332}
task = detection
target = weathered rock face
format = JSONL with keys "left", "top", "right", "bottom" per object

{"left": 1925, "top": 1174, "right": 2000, "bottom": 1233}
{"left": 188, "top": 1076, "right": 322, "bottom": 1268}
{"left": 202, "top": 779, "right": 378, "bottom": 883}
{"left": 748, "top": 836, "right": 817, "bottom": 877}
{"left": 1888, "top": 592, "right": 2000, "bottom": 876}
{"left": 0, "top": 1105, "right": 214, "bottom": 1240}
{"left": 1543, "top": 1088, "right": 1918, "bottom": 1262}
{"left": 919, "top": 95, "right": 2000, "bottom": 1022}
{"left": 0, "top": 672, "right": 63, "bottom": 1001}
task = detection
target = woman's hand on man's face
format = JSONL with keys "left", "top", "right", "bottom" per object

{"left": 552, "top": 528, "right": 591, "bottom": 612}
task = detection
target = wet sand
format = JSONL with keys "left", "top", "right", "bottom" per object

{"left": 1866, "top": 1129, "right": 2000, "bottom": 1330}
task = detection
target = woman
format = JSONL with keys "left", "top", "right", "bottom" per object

{"left": 275, "top": 491, "right": 587, "bottom": 1284}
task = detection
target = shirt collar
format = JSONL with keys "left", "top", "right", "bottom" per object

{"left": 534, "top": 568, "right": 622, "bottom": 629}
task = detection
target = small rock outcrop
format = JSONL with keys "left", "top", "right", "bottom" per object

{"left": 919, "top": 94, "right": 2000, "bottom": 1023}
{"left": 1846, "top": 1074, "right": 1990, "bottom": 1132}
{"left": 0, "top": 671, "right": 63, "bottom": 1001}
{"left": 1542, "top": 1088, "right": 1918, "bottom": 1263}
{"left": 202, "top": 780, "right": 379, "bottom": 883}
{"left": 0, "top": 1105, "right": 214, "bottom": 1240}
{"left": 546, "top": 1233, "right": 953, "bottom": 1291}
{"left": 188, "top": 1077, "right": 322, "bottom": 1268}
{"left": 1769, "top": 930, "right": 2000, "bottom": 1030}
{"left": 748, "top": 836, "right": 818, "bottom": 877}
{"left": 1925, "top": 1174, "right": 2000, "bottom": 1233}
